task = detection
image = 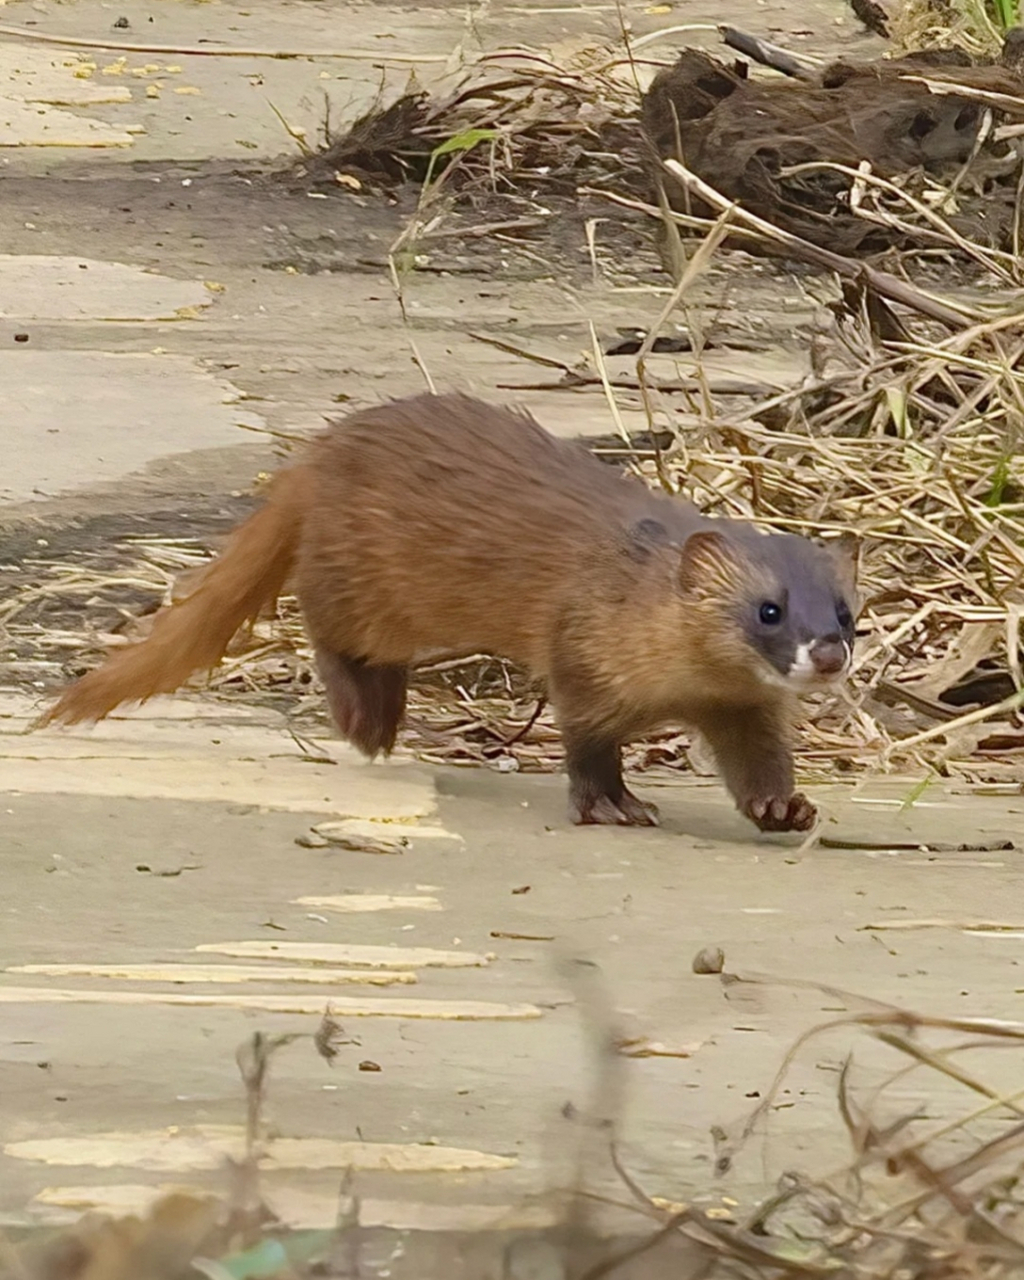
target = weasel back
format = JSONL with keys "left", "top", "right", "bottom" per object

{"left": 296, "top": 393, "right": 701, "bottom": 672}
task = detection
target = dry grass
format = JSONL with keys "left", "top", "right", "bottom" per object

{"left": 291, "top": 30, "right": 1024, "bottom": 789}
{"left": 646, "top": 308, "right": 1024, "bottom": 786}
{"left": 889, "top": 0, "right": 1009, "bottom": 61}
{"left": 289, "top": 44, "right": 647, "bottom": 202}
{"left": 687, "top": 980, "right": 1024, "bottom": 1279}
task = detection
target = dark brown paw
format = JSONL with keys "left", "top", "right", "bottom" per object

{"left": 571, "top": 789, "right": 660, "bottom": 827}
{"left": 745, "top": 792, "right": 816, "bottom": 833}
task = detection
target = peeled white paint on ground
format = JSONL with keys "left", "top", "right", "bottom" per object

{"left": 33, "top": 1184, "right": 207, "bottom": 1215}
{"left": 859, "top": 918, "right": 1024, "bottom": 932}
{"left": 292, "top": 894, "right": 443, "bottom": 913}
{"left": 5, "top": 693, "right": 438, "bottom": 820}
{"left": 0, "top": 986, "right": 540, "bottom": 1018}
{"left": 0, "top": 693, "right": 272, "bottom": 728}
{"left": 196, "top": 940, "right": 491, "bottom": 968}
{"left": 312, "top": 817, "right": 463, "bottom": 846}
{"left": 616, "top": 1037, "right": 706, "bottom": 1059}
{"left": 267, "top": 1136, "right": 518, "bottom": 1173}
{"left": 7, "top": 1126, "right": 518, "bottom": 1173}
{"left": 0, "top": 751, "right": 431, "bottom": 818}
{"left": 1, "top": 697, "right": 372, "bottom": 758}
{"left": 0, "top": 255, "right": 213, "bottom": 322}
{"left": 0, "top": 45, "right": 134, "bottom": 107}
{"left": 6, "top": 963, "right": 418, "bottom": 987}
{"left": 3, "top": 708, "right": 437, "bottom": 820}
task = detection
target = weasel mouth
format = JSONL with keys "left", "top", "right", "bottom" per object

{"left": 787, "top": 639, "right": 850, "bottom": 685}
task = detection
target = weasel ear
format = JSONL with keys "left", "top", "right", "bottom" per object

{"left": 823, "top": 531, "right": 860, "bottom": 591}
{"left": 677, "top": 529, "right": 736, "bottom": 594}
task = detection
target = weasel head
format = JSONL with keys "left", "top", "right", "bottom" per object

{"left": 672, "top": 525, "right": 859, "bottom": 694}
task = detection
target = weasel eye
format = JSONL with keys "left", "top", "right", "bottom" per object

{"left": 759, "top": 601, "right": 783, "bottom": 626}
{"left": 836, "top": 601, "right": 853, "bottom": 630}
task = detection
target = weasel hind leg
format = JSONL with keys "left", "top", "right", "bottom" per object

{"left": 315, "top": 648, "right": 408, "bottom": 757}
{"left": 563, "top": 733, "right": 659, "bottom": 827}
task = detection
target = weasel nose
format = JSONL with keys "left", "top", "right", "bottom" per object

{"left": 811, "top": 637, "right": 847, "bottom": 676}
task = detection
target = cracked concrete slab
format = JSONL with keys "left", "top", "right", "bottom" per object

{"left": 1, "top": 350, "right": 264, "bottom": 504}
{"left": 0, "top": 41, "right": 142, "bottom": 145}
{"left": 0, "top": 95, "right": 136, "bottom": 146}
{"left": 0, "top": 254, "right": 214, "bottom": 321}
{"left": 0, "top": 2, "right": 476, "bottom": 164}
{"left": 3, "top": 689, "right": 1024, "bottom": 1238}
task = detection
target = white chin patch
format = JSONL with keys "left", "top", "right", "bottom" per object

{"left": 785, "top": 643, "right": 818, "bottom": 688}
{"left": 785, "top": 640, "right": 850, "bottom": 687}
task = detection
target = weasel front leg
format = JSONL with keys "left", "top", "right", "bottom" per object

{"left": 690, "top": 702, "right": 815, "bottom": 833}
{"left": 561, "top": 729, "right": 659, "bottom": 827}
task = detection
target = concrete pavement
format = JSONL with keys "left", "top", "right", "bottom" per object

{"left": 3, "top": 691, "right": 1023, "bottom": 1236}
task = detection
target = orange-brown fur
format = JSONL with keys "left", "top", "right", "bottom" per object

{"left": 38, "top": 467, "right": 306, "bottom": 729}
{"left": 41, "top": 394, "right": 852, "bottom": 832}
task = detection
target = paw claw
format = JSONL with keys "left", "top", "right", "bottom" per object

{"left": 744, "top": 792, "right": 816, "bottom": 834}
{"left": 572, "top": 789, "right": 660, "bottom": 827}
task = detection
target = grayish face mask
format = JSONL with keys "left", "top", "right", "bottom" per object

{"left": 735, "top": 533, "right": 858, "bottom": 689}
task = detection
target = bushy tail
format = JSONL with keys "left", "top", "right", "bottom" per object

{"left": 38, "top": 466, "right": 309, "bottom": 727}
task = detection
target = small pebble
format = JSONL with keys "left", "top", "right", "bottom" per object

{"left": 295, "top": 832, "right": 329, "bottom": 848}
{"left": 692, "top": 946, "right": 725, "bottom": 975}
